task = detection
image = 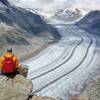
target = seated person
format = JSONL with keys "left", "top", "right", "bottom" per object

{"left": 0, "top": 48, "right": 20, "bottom": 77}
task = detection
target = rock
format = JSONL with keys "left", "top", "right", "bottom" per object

{"left": 69, "top": 96, "right": 86, "bottom": 100}
{"left": 0, "top": 74, "right": 33, "bottom": 100}
{"left": 80, "top": 75, "right": 100, "bottom": 100}
{"left": 72, "top": 75, "right": 100, "bottom": 100}
{"left": 18, "top": 66, "right": 29, "bottom": 77}
{"left": 31, "top": 96, "right": 60, "bottom": 100}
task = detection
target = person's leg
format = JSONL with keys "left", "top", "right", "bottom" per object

{"left": 1, "top": 70, "right": 20, "bottom": 78}
{"left": 1, "top": 71, "right": 5, "bottom": 75}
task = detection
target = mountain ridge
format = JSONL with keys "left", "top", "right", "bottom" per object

{"left": 0, "top": 0, "right": 10, "bottom": 7}
{"left": 76, "top": 10, "right": 100, "bottom": 37}
{"left": 0, "top": 0, "right": 61, "bottom": 60}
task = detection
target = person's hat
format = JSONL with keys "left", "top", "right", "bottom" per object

{"left": 7, "top": 48, "right": 12, "bottom": 52}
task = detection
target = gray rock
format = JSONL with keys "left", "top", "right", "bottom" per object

{"left": 0, "top": 75, "right": 33, "bottom": 100}
{"left": 18, "top": 66, "right": 29, "bottom": 77}
{"left": 82, "top": 75, "right": 100, "bottom": 100}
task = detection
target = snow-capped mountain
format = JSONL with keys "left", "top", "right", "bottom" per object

{"left": 52, "top": 7, "right": 87, "bottom": 21}
{"left": 8, "top": 0, "right": 88, "bottom": 21}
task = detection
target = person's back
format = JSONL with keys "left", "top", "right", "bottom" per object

{"left": 0, "top": 48, "right": 19, "bottom": 76}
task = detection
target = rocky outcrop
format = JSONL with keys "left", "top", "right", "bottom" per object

{"left": 69, "top": 75, "right": 100, "bottom": 100}
{"left": 0, "top": 66, "right": 61, "bottom": 100}
{"left": 0, "top": 74, "right": 32, "bottom": 100}
{"left": 18, "top": 66, "right": 29, "bottom": 77}
{"left": 81, "top": 75, "right": 100, "bottom": 100}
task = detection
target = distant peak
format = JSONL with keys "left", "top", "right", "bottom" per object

{"left": 0, "top": 0, "right": 10, "bottom": 7}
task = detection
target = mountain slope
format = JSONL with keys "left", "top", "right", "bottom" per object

{"left": 76, "top": 10, "right": 100, "bottom": 37}
{"left": 0, "top": 0, "right": 61, "bottom": 60}
{"left": 0, "top": 0, "right": 61, "bottom": 39}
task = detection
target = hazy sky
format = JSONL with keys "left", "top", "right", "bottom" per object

{"left": 75, "top": 0, "right": 100, "bottom": 10}
{"left": 9, "top": 0, "right": 100, "bottom": 11}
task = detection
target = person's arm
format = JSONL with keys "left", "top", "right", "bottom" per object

{"left": 0, "top": 56, "right": 5, "bottom": 72}
{"left": 16, "top": 58, "right": 20, "bottom": 68}
{"left": 0, "top": 58, "right": 2, "bottom": 71}
{"left": 13, "top": 56, "right": 20, "bottom": 70}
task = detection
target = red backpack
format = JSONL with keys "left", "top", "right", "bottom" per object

{"left": 3, "top": 55, "right": 15, "bottom": 74}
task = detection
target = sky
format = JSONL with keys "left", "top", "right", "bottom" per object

{"left": 9, "top": 0, "right": 72, "bottom": 10}
{"left": 8, "top": 0, "right": 100, "bottom": 12}
{"left": 75, "top": 0, "right": 100, "bottom": 11}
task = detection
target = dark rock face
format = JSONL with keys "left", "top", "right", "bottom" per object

{"left": 0, "top": 0, "right": 10, "bottom": 7}
{"left": 76, "top": 10, "right": 100, "bottom": 37}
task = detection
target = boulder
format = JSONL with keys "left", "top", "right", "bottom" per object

{"left": 18, "top": 66, "right": 29, "bottom": 77}
{"left": 0, "top": 74, "right": 33, "bottom": 100}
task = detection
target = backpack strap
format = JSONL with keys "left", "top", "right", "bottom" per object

{"left": 4, "top": 54, "right": 14, "bottom": 59}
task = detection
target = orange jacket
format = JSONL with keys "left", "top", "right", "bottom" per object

{"left": 0, "top": 52, "right": 19, "bottom": 71}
